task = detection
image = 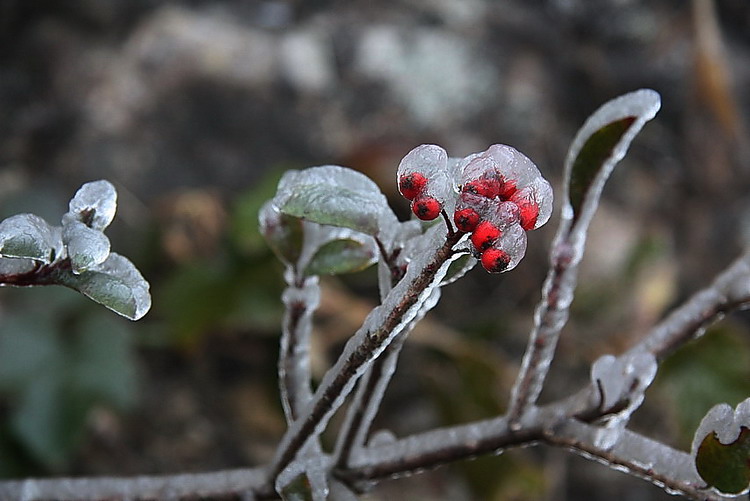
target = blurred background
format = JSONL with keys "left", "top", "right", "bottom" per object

{"left": 1, "top": 0, "right": 749, "bottom": 499}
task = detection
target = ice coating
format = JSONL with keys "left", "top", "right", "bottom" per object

{"left": 397, "top": 144, "right": 455, "bottom": 212}
{"left": 0, "top": 214, "right": 63, "bottom": 263}
{"left": 692, "top": 398, "right": 750, "bottom": 455}
{"left": 66, "top": 180, "right": 117, "bottom": 231}
{"left": 62, "top": 220, "right": 111, "bottom": 273}
{"left": 274, "top": 165, "right": 399, "bottom": 245}
{"left": 492, "top": 224, "right": 527, "bottom": 272}
{"left": 87, "top": 252, "right": 152, "bottom": 320}
{"left": 590, "top": 352, "right": 657, "bottom": 426}
{"left": 272, "top": 222, "right": 459, "bottom": 474}
{"left": 561, "top": 89, "right": 660, "bottom": 241}
{"left": 0, "top": 257, "right": 36, "bottom": 275}
{"left": 275, "top": 456, "right": 330, "bottom": 501}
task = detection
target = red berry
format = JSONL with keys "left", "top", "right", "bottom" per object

{"left": 399, "top": 172, "right": 428, "bottom": 201}
{"left": 481, "top": 247, "right": 511, "bottom": 273}
{"left": 498, "top": 178, "right": 517, "bottom": 200}
{"left": 470, "top": 220, "right": 502, "bottom": 251}
{"left": 453, "top": 208, "right": 481, "bottom": 233}
{"left": 411, "top": 197, "right": 442, "bottom": 221}
{"left": 512, "top": 197, "right": 539, "bottom": 231}
{"left": 462, "top": 178, "right": 500, "bottom": 199}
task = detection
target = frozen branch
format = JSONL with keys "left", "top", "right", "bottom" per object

{"left": 279, "top": 271, "right": 320, "bottom": 423}
{"left": 546, "top": 420, "right": 732, "bottom": 501}
{"left": 0, "top": 467, "right": 268, "bottom": 500}
{"left": 628, "top": 248, "right": 750, "bottom": 361}
{"left": 268, "top": 229, "right": 463, "bottom": 482}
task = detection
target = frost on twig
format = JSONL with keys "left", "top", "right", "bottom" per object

{"left": 269, "top": 223, "right": 463, "bottom": 480}
{"left": 0, "top": 180, "right": 151, "bottom": 320}
{"left": 508, "top": 89, "right": 661, "bottom": 425}
{"left": 551, "top": 419, "right": 730, "bottom": 500}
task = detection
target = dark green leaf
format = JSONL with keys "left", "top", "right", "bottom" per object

{"left": 304, "top": 238, "right": 376, "bottom": 276}
{"left": 695, "top": 427, "right": 750, "bottom": 494}
{"left": 569, "top": 116, "right": 635, "bottom": 218}
{"left": 259, "top": 202, "right": 305, "bottom": 265}
{"left": 563, "top": 89, "right": 660, "bottom": 232}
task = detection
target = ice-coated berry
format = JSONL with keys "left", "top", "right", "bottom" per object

{"left": 462, "top": 178, "right": 500, "bottom": 199}
{"left": 399, "top": 172, "right": 428, "bottom": 201}
{"left": 481, "top": 247, "right": 511, "bottom": 273}
{"left": 497, "top": 177, "right": 518, "bottom": 200}
{"left": 470, "top": 220, "right": 502, "bottom": 251}
{"left": 454, "top": 208, "right": 481, "bottom": 233}
{"left": 411, "top": 197, "right": 442, "bottom": 221}
{"left": 512, "top": 196, "right": 539, "bottom": 231}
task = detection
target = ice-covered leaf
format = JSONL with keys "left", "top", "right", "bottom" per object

{"left": 304, "top": 238, "right": 377, "bottom": 276}
{"left": 55, "top": 253, "right": 151, "bottom": 320}
{"left": 274, "top": 166, "right": 397, "bottom": 237}
{"left": 0, "top": 257, "right": 36, "bottom": 276}
{"left": 259, "top": 200, "right": 305, "bottom": 265}
{"left": 696, "top": 428, "right": 750, "bottom": 495}
{"left": 62, "top": 220, "right": 111, "bottom": 273}
{"left": 66, "top": 180, "right": 117, "bottom": 230}
{"left": 693, "top": 398, "right": 750, "bottom": 494}
{"left": 440, "top": 253, "right": 476, "bottom": 286}
{"left": 564, "top": 89, "right": 660, "bottom": 230}
{"left": 0, "top": 214, "right": 62, "bottom": 263}
{"left": 591, "top": 352, "right": 656, "bottom": 423}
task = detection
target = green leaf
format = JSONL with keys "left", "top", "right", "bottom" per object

{"left": 695, "top": 427, "right": 750, "bottom": 494}
{"left": 54, "top": 253, "right": 151, "bottom": 320}
{"left": 0, "top": 214, "right": 61, "bottom": 263}
{"left": 569, "top": 116, "right": 635, "bottom": 217}
{"left": 259, "top": 201, "right": 305, "bottom": 265}
{"left": 304, "top": 238, "right": 376, "bottom": 276}
{"left": 279, "top": 183, "right": 384, "bottom": 235}
{"left": 273, "top": 166, "right": 396, "bottom": 237}
{"left": 563, "top": 89, "right": 660, "bottom": 232}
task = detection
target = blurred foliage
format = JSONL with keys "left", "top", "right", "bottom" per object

{"left": 156, "top": 169, "right": 287, "bottom": 348}
{"left": 0, "top": 287, "right": 138, "bottom": 474}
{"left": 653, "top": 324, "right": 750, "bottom": 448}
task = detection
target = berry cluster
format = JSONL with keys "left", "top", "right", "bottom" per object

{"left": 398, "top": 144, "right": 553, "bottom": 274}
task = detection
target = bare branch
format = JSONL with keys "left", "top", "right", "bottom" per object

{"left": 278, "top": 272, "right": 320, "bottom": 423}
{"left": 268, "top": 231, "right": 463, "bottom": 481}
{"left": 0, "top": 468, "right": 268, "bottom": 501}
{"left": 546, "top": 419, "right": 732, "bottom": 501}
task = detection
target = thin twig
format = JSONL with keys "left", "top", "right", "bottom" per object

{"left": 267, "top": 231, "right": 462, "bottom": 483}
{"left": 278, "top": 273, "right": 319, "bottom": 423}
{"left": 546, "top": 419, "right": 730, "bottom": 501}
